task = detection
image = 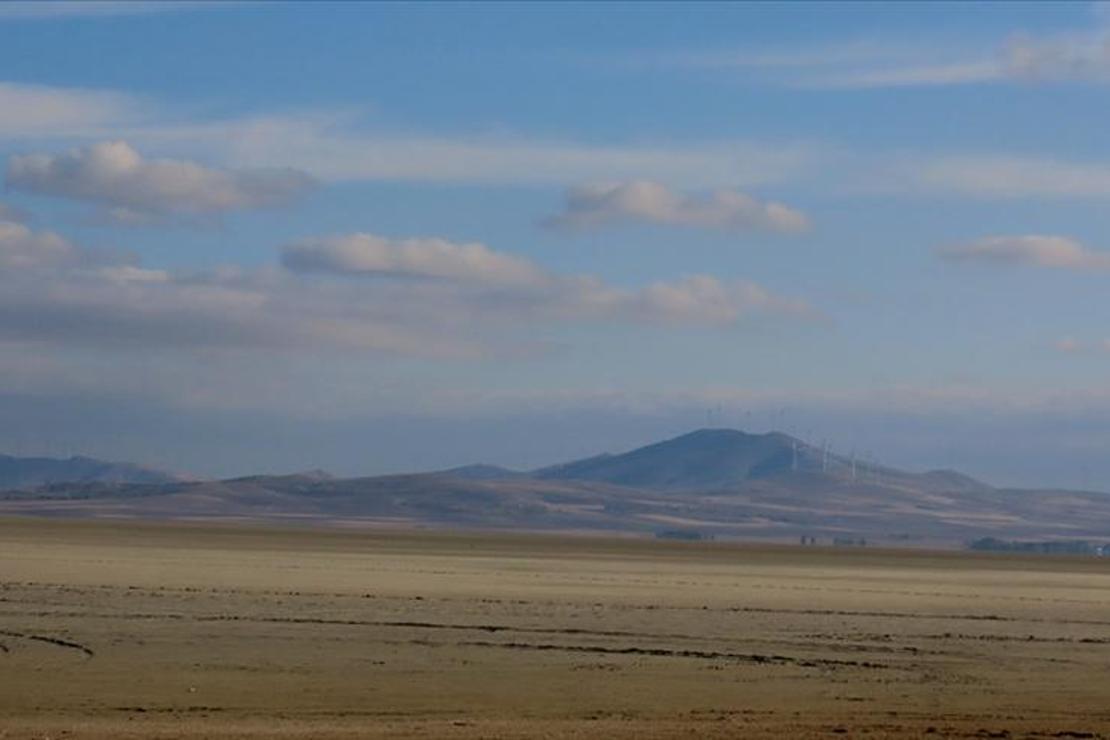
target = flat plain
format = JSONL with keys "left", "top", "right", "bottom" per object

{"left": 1, "top": 518, "right": 1109, "bottom": 738}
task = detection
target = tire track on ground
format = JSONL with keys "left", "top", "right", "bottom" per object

{"left": 0, "top": 628, "right": 93, "bottom": 657}
{"left": 432, "top": 639, "right": 892, "bottom": 669}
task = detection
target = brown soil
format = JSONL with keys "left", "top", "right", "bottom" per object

{"left": 1, "top": 517, "right": 1109, "bottom": 738}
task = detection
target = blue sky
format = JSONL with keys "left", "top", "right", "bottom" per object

{"left": 3, "top": 1, "right": 1110, "bottom": 487}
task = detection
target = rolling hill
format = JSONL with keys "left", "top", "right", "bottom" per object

{"left": 532, "top": 428, "right": 980, "bottom": 492}
{"left": 0, "top": 454, "right": 186, "bottom": 491}
{"left": 0, "top": 429, "right": 1108, "bottom": 548}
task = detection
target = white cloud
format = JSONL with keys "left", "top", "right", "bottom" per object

{"left": 542, "top": 180, "right": 810, "bottom": 234}
{"left": 283, "top": 231, "right": 817, "bottom": 329}
{"left": 0, "top": 222, "right": 479, "bottom": 356}
{"left": 7, "top": 141, "right": 315, "bottom": 223}
{"left": 623, "top": 274, "right": 814, "bottom": 325}
{"left": 0, "top": 81, "right": 817, "bottom": 189}
{"left": 283, "top": 234, "right": 546, "bottom": 286}
{"left": 0, "top": 219, "right": 80, "bottom": 269}
{"left": 535, "top": 272, "right": 816, "bottom": 326}
{"left": 0, "top": 260, "right": 476, "bottom": 357}
{"left": 938, "top": 235, "right": 1110, "bottom": 271}
{"left": 0, "top": 225, "right": 818, "bottom": 358}
{"left": 0, "top": 83, "right": 1078, "bottom": 205}
{"left": 92, "top": 264, "right": 171, "bottom": 283}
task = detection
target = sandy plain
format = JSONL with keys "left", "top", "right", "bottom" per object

{"left": 1, "top": 518, "right": 1109, "bottom": 738}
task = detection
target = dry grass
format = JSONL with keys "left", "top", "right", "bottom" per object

{"left": 1, "top": 517, "right": 1109, "bottom": 738}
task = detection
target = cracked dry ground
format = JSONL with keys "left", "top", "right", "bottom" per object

{"left": 1, "top": 519, "right": 1110, "bottom": 738}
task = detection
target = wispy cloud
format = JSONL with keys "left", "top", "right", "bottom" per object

{"left": 938, "top": 235, "right": 1110, "bottom": 271}
{"left": 214, "top": 115, "right": 818, "bottom": 187}
{"left": 8, "top": 76, "right": 1109, "bottom": 216}
{"left": 626, "top": 38, "right": 1005, "bottom": 90}
{"left": 813, "top": 60, "right": 1003, "bottom": 90}
{"left": 789, "top": 24, "right": 1110, "bottom": 89}
{"left": 1054, "top": 336, "right": 1110, "bottom": 353}
{"left": 541, "top": 180, "right": 809, "bottom": 234}
{"left": 7, "top": 140, "right": 315, "bottom": 224}
{"left": 0, "top": 83, "right": 819, "bottom": 188}
{"left": 648, "top": 6, "right": 1110, "bottom": 90}
{"left": 283, "top": 233, "right": 545, "bottom": 287}
{"left": 0, "top": 221, "right": 820, "bottom": 358}
{"left": 0, "top": 82, "right": 138, "bottom": 137}
{"left": 0, "top": 219, "right": 80, "bottom": 270}
{"left": 283, "top": 231, "right": 818, "bottom": 329}
{"left": 1003, "top": 28, "right": 1110, "bottom": 83}
{"left": 652, "top": 41, "right": 900, "bottom": 72}
{"left": 0, "top": 2, "right": 214, "bottom": 21}
{"left": 914, "top": 155, "right": 1110, "bottom": 199}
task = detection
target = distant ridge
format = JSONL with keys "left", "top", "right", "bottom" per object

{"left": 535, "top": 429, "right": 799, "bottom": 489}
{"left": 0, "top": 454, "right": 186, "bottom": 491}
{"left": 437, "top": 464, "right": 527, "bottom": 481}
{"left": 533, "top": 428, "right": 948, "bottom": 491}
{"left": 1, "top": 428, "right": 1106, "bottom": 547}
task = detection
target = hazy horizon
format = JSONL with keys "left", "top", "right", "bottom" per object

{"left": 3, "top": 2, "right": 1110, "bottom": 488}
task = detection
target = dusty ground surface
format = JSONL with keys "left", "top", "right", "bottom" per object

{"left": 1, "top": 518, "right": 1109, "bottom": 738}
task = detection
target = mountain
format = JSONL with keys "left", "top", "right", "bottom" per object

{"left": 0, "top": 454, "right": 186, "bottom": 491}
{"left": 0, "top": 429, "right": 1107, "bottom": 548}
{"left": 534, "top": 428, "right": 981, "bottom": 492}
{"left": 535, "top": 428, "right": 810, "bottom": 489}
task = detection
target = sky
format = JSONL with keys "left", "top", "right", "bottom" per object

{"left": 3, "top": 1, "right": 1110, "bottom": 487}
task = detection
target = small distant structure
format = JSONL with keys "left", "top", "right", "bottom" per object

{"left": 655, "top": 529, "right": 714, "bottom": 542}
{"left": 832, "top": 537, "right": 867, "bottom": 547}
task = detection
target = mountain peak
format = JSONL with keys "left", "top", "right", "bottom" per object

{"left": 677, "top": 427, "right": 760, "bottom": 439}
{"left": 674, "top": 427, "right": 800, "bottom": 444}
{"left": 534, "top": 428, "right": 806, "bottom": 490}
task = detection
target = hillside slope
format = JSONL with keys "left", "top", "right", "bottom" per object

{"left": 534, "top": 429, "right": 987, "bottom": 493}
{"left": 0, "top": 454, "right": 185, "bottom": 491}
{"left": 0, "top": 430, "right": 1106, "bottom": 547}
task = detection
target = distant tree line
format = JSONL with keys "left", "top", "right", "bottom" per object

{"left": 655, "top": 529, "right": 714, "bottom": 541}
{"left": 967, "top": 538, "right": 1109, "bottom": 556}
